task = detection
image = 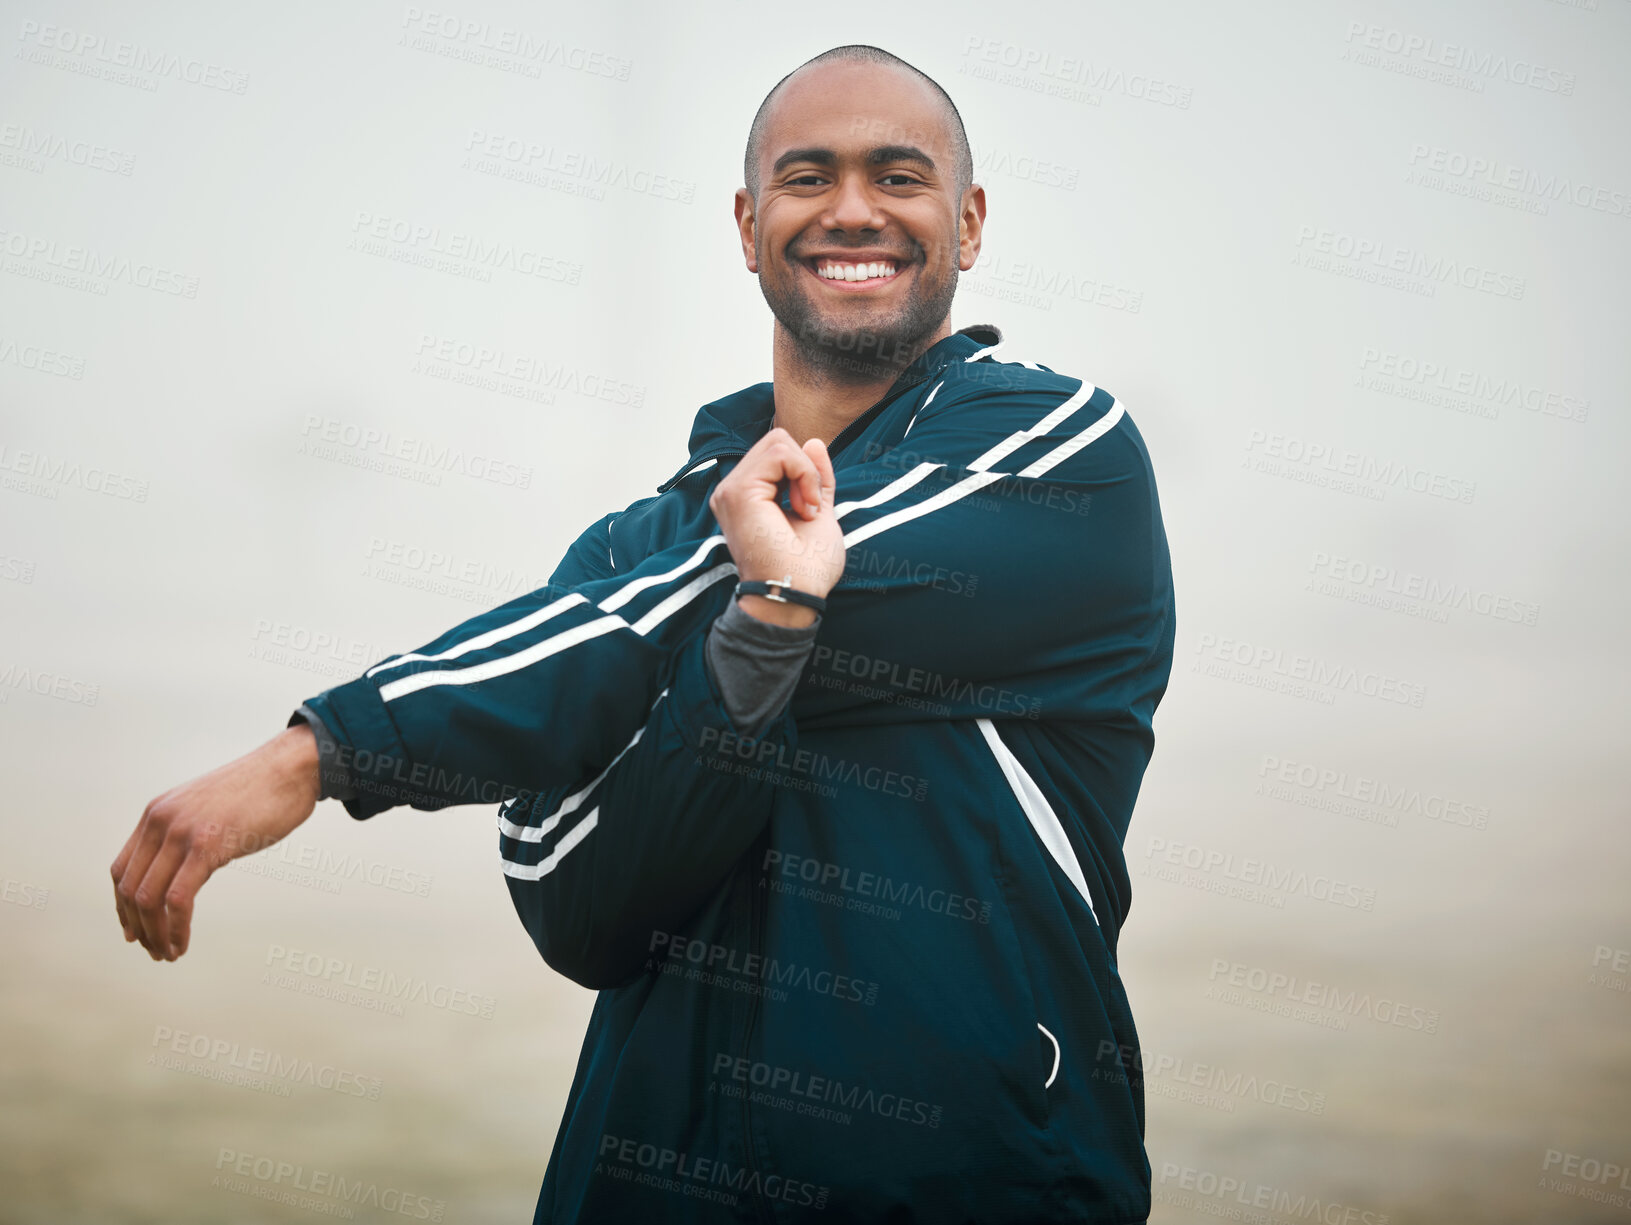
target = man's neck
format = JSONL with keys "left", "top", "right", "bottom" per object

{"left": 769, "top": 319, "right": 953, "bottom": 447}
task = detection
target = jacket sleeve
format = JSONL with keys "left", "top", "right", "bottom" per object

{"left": 300, "top": 514, "right": 747, "bottom": 820}
{"left": 494, "top": 514, "right": 811, "bottom": 990}
{"left": 301, "top": 507, "right": 801, "bottom": 988}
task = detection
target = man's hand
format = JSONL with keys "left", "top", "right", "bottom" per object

{"left": 708, "top": 429, "right": 844, "bottom": 628}
{"left": 111, "top": 723, "right": 322, "bottom": 961}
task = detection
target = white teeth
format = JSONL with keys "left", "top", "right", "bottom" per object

{"left": 817, "top": 261, "right": 897, "bottom": 281}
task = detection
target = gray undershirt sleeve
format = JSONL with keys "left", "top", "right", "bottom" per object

{"left": 704, "top": 597, "right": 822, "bottom": 740}
{"left": 289, "top": 704, "right": 357, "bottom": 803}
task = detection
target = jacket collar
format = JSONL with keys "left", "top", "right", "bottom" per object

{"left": 656, "top": 323, "right": 1004, "bottom": 493}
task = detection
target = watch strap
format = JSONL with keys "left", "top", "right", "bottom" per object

{"left": 735, "top": 576, "right": 828, "bottom": 613}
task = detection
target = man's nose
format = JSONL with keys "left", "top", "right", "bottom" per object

{"left": 822, "top": 172, "right": 885, "bottom": 232}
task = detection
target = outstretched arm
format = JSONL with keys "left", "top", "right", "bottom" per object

{"left": 111, "top": 431, "right": 842, "bottom": 962}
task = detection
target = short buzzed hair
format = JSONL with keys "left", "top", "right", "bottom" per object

{"left": 743, "top": 45, "right": 974, "bottom": 202}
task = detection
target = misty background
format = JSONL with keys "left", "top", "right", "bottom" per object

{"left": 1, "top": 1, "right": 1626, "bottom": 1222}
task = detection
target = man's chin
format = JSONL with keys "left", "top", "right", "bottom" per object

{"left": 788, "top": 319, "right": 922, "bottom": 378}
{"left": 762, "top": 270, "right": 954, "bottom": 379}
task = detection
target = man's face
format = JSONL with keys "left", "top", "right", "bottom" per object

{"left": 736, "top": 61, "right": 984, "bottom": 379}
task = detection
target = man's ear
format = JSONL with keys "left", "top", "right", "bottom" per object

{"left": 957, "top": 183, "right": 987, "bottom": 272}
{"left": 734, "top": 188, "right": 758, "bottom": 273}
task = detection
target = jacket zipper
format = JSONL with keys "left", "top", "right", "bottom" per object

{"left": 738, "top": 838, "right": 772, "bottom": 1222}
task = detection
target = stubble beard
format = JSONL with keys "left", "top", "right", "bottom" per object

{"left": 758, "top": 233, "right": 959, "bottom": 385}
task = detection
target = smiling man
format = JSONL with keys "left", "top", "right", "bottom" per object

{"left": 113, "top": 45, "right": 1175, "bottom": 1223}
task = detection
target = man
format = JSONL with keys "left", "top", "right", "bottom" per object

{"left": 112, "top": 45, "right": 1175, "bottom": 1223}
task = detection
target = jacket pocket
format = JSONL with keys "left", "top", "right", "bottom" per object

{"left": 981, "top": 873, "right": 1058, "bottom": 1132}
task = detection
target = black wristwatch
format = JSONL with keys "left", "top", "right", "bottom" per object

{"left": 735, "top": 575, "right": 828, "bottom": 614}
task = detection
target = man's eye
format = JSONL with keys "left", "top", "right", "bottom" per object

{"left": 788, "top": 175, "right": 827, "bottom": 186}
{"left": 880, "top": 174, "right": 921, "bottom": 187}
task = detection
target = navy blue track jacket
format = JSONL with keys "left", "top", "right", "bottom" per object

{"left": 303, "top": 324, "right": 1177, "bottom": 1223}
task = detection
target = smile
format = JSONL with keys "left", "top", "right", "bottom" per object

{"left": 805, "top": 258, "right": 904, "bottom": 289}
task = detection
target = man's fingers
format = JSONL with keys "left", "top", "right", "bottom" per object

{"left": 805, "top": 438, "right": 836, "bottom": 509}
{"left": 731, "top": 429, "right": 822, "bottom": 519}
{"left": 164, "top": 852, "right": 215, "bottom": 960}
{"left": 111, "top": 828, "right": 143, "bottom": 942}
{"left": 131, "top": 829, "right": 191, "bottom": 961}
{"left": 114, "top": 810, "right": 165, "bottom": 947}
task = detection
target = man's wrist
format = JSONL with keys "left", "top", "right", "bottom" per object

{"left": 279, "top": 721, "right": 323, "bottom": 808}
{"left": 736, "top": 592, "right": 820, "bottom": 628}
{"left": 288, "top": 705, "right": 357, "bottom": 803}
